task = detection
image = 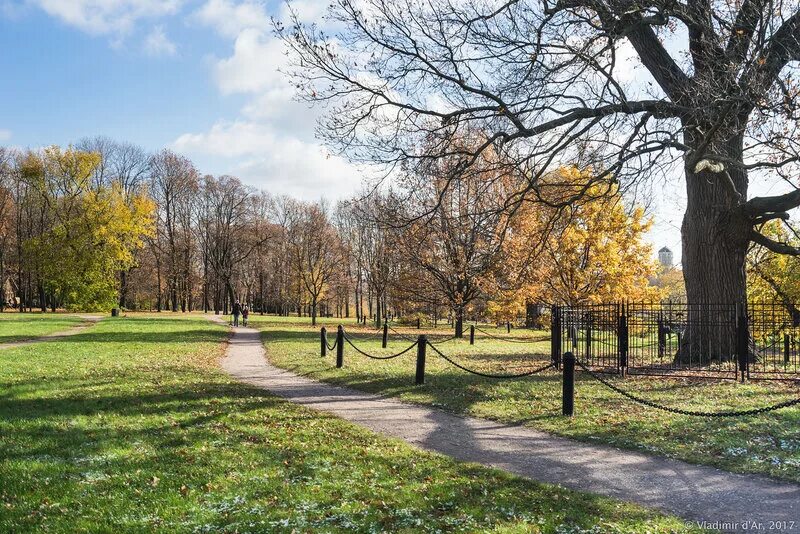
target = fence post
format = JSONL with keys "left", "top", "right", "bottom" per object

{"left": 736, "top": 310, "right": 749, "bottom": 382}
{"left": 415, "top": 335, "right": 427, "bottom": 385}
{"left": 417, "top": 318, "right": 421, "bottom": 329}
{"left": 320, "top": 327, "right": 327, "bottom": 357}
{"left": 562, "top": 351, "right": 575, "bottom": 416}
{"left": 551, "top": 305, "right": 561, "bottom": 370}
{"left": 507, "top": 321, "right": 511, "bottom": 333}
{"left": 617, "top": 304, "right": 628, "bottom": 376}
{"left": 382, "top": 323, "right": 388, "bottom": 348}
{"left": 336, "top": 325, "right": 344, "bottom": 369}
{"left": 469, "top": 325, "right": 475, "bottom": 345}
{"left": 785, "top": 334, "right": 790, "bottom": 364}
{"left": 585, "top": 316, "right": 592, "bottom": 360}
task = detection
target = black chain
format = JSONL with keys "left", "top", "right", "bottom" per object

{"left": 574, "top": 358, "right": 800, "bottom": 417}
{"left": 427, "top": 342, "right": 555, "bottom": 379}
{"left": 429, "top": 335, "right": 457, "bottom": 345}
{"left": 475, "top": 327, "right": 550, "bottom": 344}
{"left": 342, "top": 333, "right": 418, "bottom": 360}
{"left": 387, "top": 325, "right": 418, "bottom": 343}
{"left": 325, "top": 338, "right": 338, "bottom": 351}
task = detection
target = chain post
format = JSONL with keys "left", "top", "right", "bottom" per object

{"left": 506, "top": 321, "right": 511, "bottom": 334}
{"left": 415, "top": 335, "right": 427, "bottom": 385}
{"left": 320, "top": 327, "right": 327, "bottom": 357}
{"left": 562, "top": 351, "right": 575, "bottom": 416}
{"left": 336, "top": 325, "right": 344, "bottom": 369}
{"left": 382, "top": 323, "right": 388, "bottom": 348}
{"left": 416, "top": 318, "right": 421, "bottom": 329}
{"left": 469, "top": 324, "right": 475, "bottom": 345}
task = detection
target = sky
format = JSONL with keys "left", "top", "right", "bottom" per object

{"left": 0, "top": 0, "right": 685, "bottom": 262}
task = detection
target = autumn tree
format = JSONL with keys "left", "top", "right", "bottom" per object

{"left": 497, "top": 167, "right": 661, "bottom": 307}
{"left": 747, "top": 221, "right": 800, "bottom": 315}
{"left": 389, "top": 137, "right": 515, "bottom": 337}
{"left": 19, "top": 147, "right": 154, "bottom": 311}
{"left": 148, "top": 150, "right": 198, "bottom": 312}
{"left": 287, "top": 201, "right": 344, "bottom": 326}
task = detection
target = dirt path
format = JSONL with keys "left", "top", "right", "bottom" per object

{"left": 0, "top": 315, "right": 103, "bottom": 350}
{"left": 219, "top": 321, "right": 800, "bottom": 530}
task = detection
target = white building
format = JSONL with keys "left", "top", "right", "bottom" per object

{"left": 658, "top": 247, "right": 674, "bottom": 269}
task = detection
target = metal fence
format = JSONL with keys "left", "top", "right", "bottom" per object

{"left": 554, "top": 302, "right": 800, "bottom": 381}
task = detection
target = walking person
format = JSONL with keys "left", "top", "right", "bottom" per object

{"left": 232, "top": 299, "right": 241, "bottom": 327}
{"left": 242, "top": 305, "right": 249, "bottom": 327}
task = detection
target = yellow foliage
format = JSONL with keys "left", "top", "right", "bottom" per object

{"left": 493, "top": 166, "right": 662, "bottom": 309}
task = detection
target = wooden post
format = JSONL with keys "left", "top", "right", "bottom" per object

{"left": 506, "top": 321, "right": 511, "bottom": 333}
{"left": 320, "top": 327, "right": 327, "bottom": 357}
{"left": 336, "top": 325, "right": 344, "bottom": 369}
{"left": 415, "top": 335, "right": 427, "bottom": 385}
{"left": 382, "top": 323, "right": 388, "bottom": 348}
{"left": 469, "top": 325, "right": 475, "bottom": 345}
{"left": 562, "top": 351, "right": 575, "bottom": 416}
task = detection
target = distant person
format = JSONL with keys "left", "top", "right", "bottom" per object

{"left": 242, "top": 305, "right": 249, "bottom": 327}
{"left": 232, "top": 299, "right": 241, "bottom": 327}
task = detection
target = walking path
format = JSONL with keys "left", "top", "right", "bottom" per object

{"left": 0, "top": 315, "right": 103, "bottom": 350}
{"left": 219, "top": 322, "right": 800, "bottom": 529}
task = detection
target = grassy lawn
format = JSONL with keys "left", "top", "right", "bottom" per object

{"left": 0, "top": 314, "right": 695, "bottom": 533}
{"left": 0, "top": 313, "right": 87, "bottom": 344}
{"left": 251, "top": 315, "right": 800, "bottom": 483}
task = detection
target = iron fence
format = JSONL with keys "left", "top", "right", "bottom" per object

{"left": 555, "top": 302, "right": 800, "bottom": 381}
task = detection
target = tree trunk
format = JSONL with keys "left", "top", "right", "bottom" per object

{"left": 455, "top": 307, "right": 464, "bottom": 338}
{"left": 679, "top": 132, "right": 750, "bottom": 364}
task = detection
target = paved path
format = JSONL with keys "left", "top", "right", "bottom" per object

{"left": 0, "top": 315, "right": 103, "bottom": 350}
{"left": 219, "top": 322, "right": 800, "bottom": 530}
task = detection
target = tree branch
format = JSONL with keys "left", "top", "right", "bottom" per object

{"left": 750, "top": 229, "right": 800, "bottom": 255}
{"left": 743, "top": 188, "right": 800, "bottom": 216}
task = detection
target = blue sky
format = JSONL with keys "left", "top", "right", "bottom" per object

{"left": 0, "top": 0, "right": 361, "bottom": 200}
{"left": 0, "top": 0, "right": 682, "bottom": 260}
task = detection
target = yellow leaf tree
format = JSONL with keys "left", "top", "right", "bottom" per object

{"left": 22, "top": 147, "right": 155, "bottom": 311}
{"left": 492, "top": 167, "right": 662, "bottom": 312}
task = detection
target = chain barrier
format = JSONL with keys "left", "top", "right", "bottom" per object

{"left": 574, "top": 358, "right": 800, "bottom": 417}
{"left": 387, "top": 325, "right": 419, "bottom": 343}
{"left": 325, "top": 338, "right": 338, "bottom": 351}
{"left": 429, "top": 335, "right": 457, "bottom": 345}
{"left": 474, "top": 327, "right": 549, "bottom": 344}
{"left": 342, "top": 332, "right": 418, "bottom": 360}
{"left": 426, "top": 342, "right": 555, "bottom": 379}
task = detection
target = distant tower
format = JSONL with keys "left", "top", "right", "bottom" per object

{"left": 658, "top": 246, "right": 674, "bottom": 269}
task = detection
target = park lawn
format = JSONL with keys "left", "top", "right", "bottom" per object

{"left": 0, "top": 315, "right": 695, "bottom": 533}
{"left": 0, "top": 313, "right": 86, "bottom": 344}
{"left": 252, "top": 316, "right": 800, "bottom": 483}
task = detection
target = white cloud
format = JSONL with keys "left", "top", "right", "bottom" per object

{"left": 172, "top": 120, "right": 361, "bottom": 199}
{"left": 0, "top": 129, "right": 11, "bottom": 142}
{"left": 213, "top": 28, "right": 287, "bottom": 95}
{"left": 31, "top": 0, "right": 182, "bottom": 35}
{"left": 143, "top": 25, "right": 177, "bottom": 57}
{"left": 178, "top": 1, "right": 358, "bottom": 199}
{"left": 193, "top": 0, "right": 270, "bottom": 38}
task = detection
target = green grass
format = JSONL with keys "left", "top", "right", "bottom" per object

{"left": 0, "top": 313, "right": 86, "bottom": 344}
{"left": 0, "top": 314, "right": 695, "bottom": 532}
{"left": 252, "top": 316, "right": 800, "bottom": 483}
